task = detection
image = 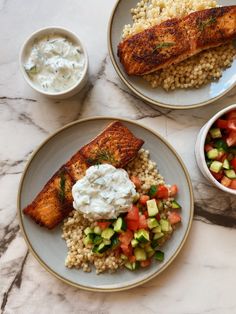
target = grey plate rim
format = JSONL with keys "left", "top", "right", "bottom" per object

{"left": 17, "top": 116, "right": 194, "bottom": 292}
{"left": 107, "top": 0, "right": 236, "bottom": 110}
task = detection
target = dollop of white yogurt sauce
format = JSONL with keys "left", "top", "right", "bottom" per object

{"left": 24, "top": 34, "right": 85, "bottom": 93}
{"left": 72, "top": 164, "right": 137, "bottom": 220}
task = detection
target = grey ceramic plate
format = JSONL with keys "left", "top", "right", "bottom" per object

{"left": 18, "top": 117, "right": 194, "bottom": 291}
{"left": 108, "top": 0, "right": 236, "bottom": 109}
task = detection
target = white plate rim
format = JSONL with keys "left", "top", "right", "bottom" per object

{"left": 107, "top": 0, "right": 236, "bottom": 110}
{"left": 18, "top": 116, "right": 194, "bottom": 292}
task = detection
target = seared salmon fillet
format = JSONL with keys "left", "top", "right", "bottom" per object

{"left": 118, "top": 6, "right": 236, "bottom": 75}
{"left": 80, "top": 121, "right": 144, "bottom": 168}
{"left": 23, "top": 153, "right": 88, "bottom": 229}
{"left": 23, "top": 121, "right": 144, "bottom": 228}
{"left": 23, "top": 167, "right": 75, "bottom": 229}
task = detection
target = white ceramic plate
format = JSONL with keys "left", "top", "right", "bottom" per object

{"left": 108, "top": 0, "right": 236, "bottom": 109}
{"left": 18, "top": 117, "right": 194, "bottom": 291}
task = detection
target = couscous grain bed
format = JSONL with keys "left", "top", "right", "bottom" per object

{"left": 122, "top": 0, "right": 236, "bottom": 90}
{"left": 62, "top": 149, "right": 180, "bottom": 274}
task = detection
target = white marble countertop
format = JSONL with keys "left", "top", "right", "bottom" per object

{"left": 0, "top": 0, "right": 236, "bottom": 313}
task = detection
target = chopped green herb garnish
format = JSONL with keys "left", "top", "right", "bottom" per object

{"left": 25, "top": 65, "right": 38, "bottom": 75}
{"left": 149, "top": 185, "right": 157, "bottom": 198}
{"left": 198, "top": 16, "right": 216, "bottom": 31}
{"left": 59, "top": 171, "right": 66, "bottom": 202}
{"left": 152, "top": 42, "right": 175, "bottom": 53}
{"left": 87, "top": 149, "right": 117, "bottom": 165}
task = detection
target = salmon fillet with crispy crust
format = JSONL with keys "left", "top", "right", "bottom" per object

{"left": 23, "top": 121, "right": 144, "bottom": 228}
{"left": 23, "top": 155, "right": 88, "bottom": 229}
{"left": 118, "top": 6, "right": 236, "bottom": 76}
{"left": 79, "top": 121, "right": 144, "bottom": 168}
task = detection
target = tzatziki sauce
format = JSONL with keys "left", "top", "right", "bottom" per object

{"left": 72, "top": 164, "right": 138, "bottom": 220}
{"left": 24, "top": 34, "right": 85, "bottom": 93}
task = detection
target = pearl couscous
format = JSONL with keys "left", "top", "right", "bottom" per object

{"left": 62, "top": 149, "right": 177, "bottom": 274}
{"left": 122, "top": 0, "right": 236, "bottom": 90}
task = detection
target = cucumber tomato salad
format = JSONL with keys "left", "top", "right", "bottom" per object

{"left": 205, "top": 109, "right": 236, "bottom": 190}
{"left": 82, "top": 182, "right": 181, "bottom": 271}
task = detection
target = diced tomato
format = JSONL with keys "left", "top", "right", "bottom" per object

{"left": 169, "top": 184, "right": 178, "bottom": 197}
{"left": 221, "top": 176, "right": 232, "bottom": 187}
{"left": 168, "top": 211, "right": 181, "bottom": 225}
{"left": 139, "top": 215, "right": 148, "bottom": 229}
{"left": 143, "top": 210, "right": 149, "bottom": 218}
{"left": 139, "top": 195, "right": 150, "bottom": 205}
{"left": 226, "top": 110, "right": 236, "bottom": 120}
{"left": 215, "top": 151, "right": 226, "bottom": 162}
{"left": 130, "top": 176, "right": 141, "bottom": 189}
{"left": 156, "top": 213, "right": 161, "bottom": 221}
{"left": 140, "top": 259, "right": 151, "bottom": 268}
{"left": 156, "top": 185, "right": 169, "bottom": 199}
{"left": 129, "top": 255, "right": 136, "bottom": 263}
{"left": 231, "top": 157, "right": 236, "bottom": 171}
{"left": 96, "top": 221, "right": 111, "bottom": 230}
{"left": 204, "top": 144, "right": 213, "bottom": 152}
{"left": 226, "top": 131, "right": 236, "bottom": 147}
{"left": 120, "top": 244, "right": 133, "bottom": 256}
{"left": 126, "top": 219, "right": 139, "bottom": 231}
{"left": 126, "top": 205, "right": 139, "bottom": 221}
{"left": 211, "top": 170, "right": 224, "bottom": 181}
{"left": 119, "top": 230, "right": 133, "bottom": 246}
{"left": 229, "top": 179, "right": 236, "bottom": 190}
{"left": 228, "top": 119, "right": 236, "bottom": 131}
{"left": 216, "top": 119, "right": 228, "bottom": 129}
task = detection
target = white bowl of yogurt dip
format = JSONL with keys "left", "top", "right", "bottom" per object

{"left": 19, "top": 27, "right": 88, "bottom": 99}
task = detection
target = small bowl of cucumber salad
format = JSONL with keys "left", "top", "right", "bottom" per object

{"left": 195, "top": 104, "right": 236, "bottom": 195}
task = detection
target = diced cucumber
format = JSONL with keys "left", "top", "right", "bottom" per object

{"left": 145, "top": 245, "right": 155, "bottom": 257}
{"left": 149, "top": 185, "right": 157, "bottom": 198}
{"left": 214, "top": 139, "right": 228, "bottom": 151}
{"left": 171, "top": 200, "right": 181, "bottom": 209}
{"left": 111, "top": 236, "right": 120, "bottom": 249}
{"left": 103, "top": 239, "right": 111, "bottom": 245}
{"left": 223, "top": 159, "right": 230, "bottom": 170}
{"left": 160, "top": 219, "right": 171, "bottom": 232}
{"left": 101, "top": 228, "right": 115, "bottom": 240}
{"left": 84, "top": 227, "right": 93, "bottom": 235}
{"left": 124, "top": 261, "right": 139, "bottom": 271}
{"left": 134, "top": 229, "right": 150, "bottom": 243}
{"left": 113, "top": 217, "right": 126, "bottom": 232}
{"left": 93, "top": 235, "right": 103, "bottom": 245}
{"left": 120, "top": 254, "right": 128, "bottom": 260}
{"left": 131, "top": 239, "right": 139, "bottom": 248}
{"left": 97, "top": 242, "right": 110, "bottom": 253}
{"left": 153, "top": 232, "right": 164, "bottom": 240}
{"left": 147, "top": 199, "right": 159, "bottom": 216}
{"left": 154, "top": 250, "right": 164, "bottom": 262}
{"left": 210, "top": 161, "right": 223, "bottom": 173}
{"left": 147, "top": 218, "right": 159, "bottom": 229}
{"left": 83, "top": 235, "right": 93, "bottom": 246}
{"left": 224, "top": 169, "right": 236, "bottom": 179}
{"left": 132, "top": 261, "right": 140, "bottom": 270}
{"left": 124, "top": 262, "right": 133, "bottom": 270}
{"left": 207, "top": 149, "right": 218, "bottom": 159}
{"left": 134, "top": 247, "right": 147, "bottom": 261}
{"left": 93, "top": 226, "right": 102, "bottom": 235}
{"left": 152, "top": 225, "right": 162, "bottom": 233}
{"left": 151, "top": 239, "right": 159, "bottom": 249}
{"left": 209, "top": 128, "right": 222, "bottom": 139}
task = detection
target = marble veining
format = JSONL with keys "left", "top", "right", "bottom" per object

{"left": 0, "top": 0, "right": 236, "bottom": 313}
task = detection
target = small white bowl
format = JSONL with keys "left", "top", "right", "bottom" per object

{"left": 195, "top": 104, "right": 236, "bottom": 195}
{"left": 19, "top": 27, "right": 89, "bottom": 99}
